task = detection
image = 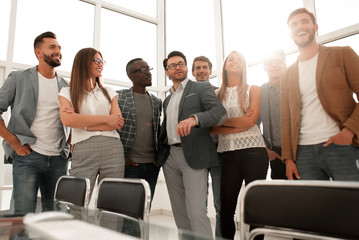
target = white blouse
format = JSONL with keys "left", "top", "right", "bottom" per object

{"left": 217, "top": 86, "right": 265, "bottom": 153}
{"left": 59, "top": 84, "right": 120, "bottom": 145}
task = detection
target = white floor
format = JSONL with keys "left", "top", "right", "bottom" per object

{"left": 149, "top": 214, "right": 241, "bottom": 240}
{"left": 149, "top": 214, "right": 291, "bottom": 240}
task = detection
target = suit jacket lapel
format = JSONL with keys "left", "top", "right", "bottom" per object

{"left": 161, "top": 95, "right": 172, "bottom": 144}
{"left": 178, "top": 80, "right": 192, "bottom": 118}
{"left": 56, "top": 74, "right": 68, "bottom": 91}
{"left": 29, "top": 67, "right": 39, "bottom": 104}
{"left": 316, "top": 45, "right": 328, "bottom": 91}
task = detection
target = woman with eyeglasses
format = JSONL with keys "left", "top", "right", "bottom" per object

{"left": 58, "top": 47, "right": 125, "bottom": 198}
{"left": 211, "top": 51, "right": 268, "bottom": 240}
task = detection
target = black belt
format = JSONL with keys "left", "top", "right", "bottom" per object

{"left": 171, "top": 143, "right": 182, "bottom": 147}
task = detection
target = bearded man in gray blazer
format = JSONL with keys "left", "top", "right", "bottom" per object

{"left": 0, "top": 32, "right": 70, "bottom": 215}
{"left": 158, "top": 51, "right": 227, "bottom": 237}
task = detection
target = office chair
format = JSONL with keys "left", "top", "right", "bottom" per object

{"left": 96, "top": 178, "right": 151, "bottom": 239}
{"left": 239, "top": 180, "right": 359, "bottom": 240}
{"left": 54, "top": 175, "right": 90, "bottom": 220}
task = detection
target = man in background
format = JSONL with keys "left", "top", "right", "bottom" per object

{"left": 258, "top": 50, "right": 287, "bottom": 179}
{"left": 192, "top": 55, "right": 222, "bottom": 238}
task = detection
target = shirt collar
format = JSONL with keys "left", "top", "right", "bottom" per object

{"left": 87, "top": 81, "right": 101, "bottom": 93}
{"left": 170, "top": 78, "right": 189, "bottom": 93}
{"left": 269, "top": 82, "right": 280, "bottom": 90}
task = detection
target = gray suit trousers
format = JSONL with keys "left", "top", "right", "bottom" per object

{"left": 163, "top": 146, "right": 212, "bottom": 237}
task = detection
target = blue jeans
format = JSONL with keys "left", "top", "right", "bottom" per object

{"left": 125, "top": 163, "right": 160, "bottom": 201}
{"left": 296, "top": 142, "right": 359, "bottom": 180}
{"left": 13, "top": 150, "right": 68, "bottom": 215}
{"left": 208, "top": 158, "right": 221, "bottom": 238}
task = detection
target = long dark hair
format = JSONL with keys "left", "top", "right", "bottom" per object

{"left": 69, "top": 47, "right": 111, "bottom": 113}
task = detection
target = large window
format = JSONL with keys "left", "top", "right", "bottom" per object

{"left": 105, "top": 0, "right": 157, "bottom": 18}
{"left": 221, "top": 0, "right": 303, "bottom": 86}
{"left": 100, "top": 8, "right": 157, "bottom": 86}
{"left": 222, "top": 0, "right": 303, "bottom": 63}
{"left": 165, "top": 0, "right": 217, "bottom": 86}
{"left": 315, "top": 0, "right": 359, "bottom": 35}
{"left": 1, "top": 0, "right": 359, "bottom": 93}
{"left": 0, "top": 0, "right": 11, "bottom": 61}
{"left": 325, "top": 33, "right": 359, "bottom": 103}
{"left": 14, "top": 0, "right": 94, "bottom": 72}
{"left": 324, "top": 34, "right": 359, "bottom": 54}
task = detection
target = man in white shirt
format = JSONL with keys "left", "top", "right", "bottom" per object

{"left": 0, "top": 32, "right": 70, "bottom": 215}
{"left": 281, "top": 8, "right": 359, "bottom": 180}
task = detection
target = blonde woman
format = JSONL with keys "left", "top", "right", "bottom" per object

{"left": 211, "top": 51, "right": 268, "bottom": 239}
{"left": 58, "top": 48, "right": 125, "bottom": 197}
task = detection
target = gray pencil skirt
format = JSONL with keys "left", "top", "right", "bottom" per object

{"left": 70, "top": 135, "right": 125, "bottom": 196}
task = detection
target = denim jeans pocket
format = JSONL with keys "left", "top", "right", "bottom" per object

{"left": 328, "top": 143, "right": 355, "bottom": 153}
{"left": 14, "top": 150, "right": 39, "bottom": 163}
{"left": 331, "top": 143, "right": 354, "bottom": 147}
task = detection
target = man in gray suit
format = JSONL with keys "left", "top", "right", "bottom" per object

{"left": 158, "top": 51, "right": 227, "bottom": 237}
{"left": 258, "top": 49, "right": 287, "bottom": 179}
{"left": 0, "top": 32, "right": 70, "bottom": 215}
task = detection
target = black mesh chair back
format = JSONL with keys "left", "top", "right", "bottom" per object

{"left": 96, "top": 178, "right": 151, "bottom": 239}
{"left": 240, "top": 180, "right": 359, "bottom": 240}
{"left": 54, "top": 176, "right": 90, "bottom": 208}
{"left": 96, "top": 178, "right": 151, "bottom": 221}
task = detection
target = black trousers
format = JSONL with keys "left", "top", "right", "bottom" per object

{"left": 220, "top": 147, "right": 268, "bottom": 240}
{"left": 270, "top": 146, "right": 287, "bottom": 180}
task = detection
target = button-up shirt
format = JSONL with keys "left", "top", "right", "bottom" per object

{"left": 166, "top": 79, "right": 189, "bottom": 145}
{"left": 268, "top": 82, "right": 281, "bottom": 147}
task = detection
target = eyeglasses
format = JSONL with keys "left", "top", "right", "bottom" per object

{"left": 93, "top": 58, "right": 106, "bottom": 65}
{"left": 166, "top": 62, "right": 186, "bottom": 70}
{"left": 132, "top": 67, "right": 153, "bottom": 74}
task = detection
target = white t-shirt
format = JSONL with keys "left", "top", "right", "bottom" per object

{"left": 298, "top": 53, "right": 340, "bottom": 145}
{"left": 30, "top": 73, "right": 63, "bottom": 156}
{"left": 59, "top": 84, "right": 120, "bottom": 145}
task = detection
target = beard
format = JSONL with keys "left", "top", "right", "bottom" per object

{"left": 170, "top": 71, "right": 188, "bottom": 83}
{"left": 294, "top": 28, "right": 316, "bottom": 48}
{"left": 43, "top": 53, "right": 61, "bottom": 67}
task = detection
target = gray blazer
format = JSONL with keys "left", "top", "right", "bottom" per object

{"left": 0, "top": 66, "right": 70, "bottom": 162}
{"left": 157, "top": 80, "right": 227, "bottom": 169}
{"left": 258, "top": 82, "right": 276, "bottom": 149}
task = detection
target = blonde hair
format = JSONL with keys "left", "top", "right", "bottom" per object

{"left": 217, "top": 51, "right": 248, "bottom": 113}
